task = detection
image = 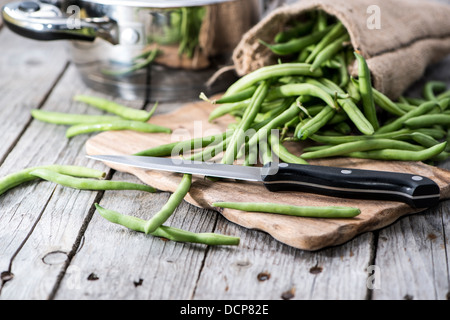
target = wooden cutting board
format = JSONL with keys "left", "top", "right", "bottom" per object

{"left": 85, "top": 100, "right": 450, "bottom": 251}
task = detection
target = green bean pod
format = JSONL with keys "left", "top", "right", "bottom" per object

{"left": 404, "top": 114, "right": 450, "bottom": 129}
{"left": 95, "top": 204, "right": 240, "bottom": 246}
{"left": 269, "top": 134, "right": 308, "bottom": 165}
{"left": 66, "top": 120, "right": 171, "bottom": 138}
{"left": 305, "top": 22, "right": 345, "bottom": 63}
{"left": 296, "top": 106, "right": 336, "bottom": 140}
{"left": 102, "top": 48, "right": 159, "bottom": 77}
{"left": 345, "top": 142, "right": 447, "bottom": 161}
{"left": 376, "top": 101, "right": 440, "bottom": 134}
{"left": 224, "top": 63, "right": 323, "bottom": 96}
{"left": 354, "top": 51, "right": 379, "bottom": 130}
{"left": 310, "top": 33, "right": 350, "bottom": 72}
{"left": 134, "top": 132, "right": 228, "bottom": 157}
{"left": 144, "top": 174, "right": 192, "bottom": 234}
{"left": 222, "top": 81, "right": 269, "bottom": 165}
{"left": 260, "top": 25, "right": 334, "bottom": 56}
{"left": 74, "top": 95, "right": 154, "bottom": 122}
{"left": 423, "top": 81, "right": 447, "bottom": 101}
{"left": 212, "top": 202, "right": 361, "bottom": 218}
{"left": 0, "top": 165, "right": 106, "bottom": 196}
{"left": 29, "top": 169, "right": 156, "bottom": 192}
{"left": 301, "top": 139, "right": 424, "bottom": 159}
{"left": 31, "top": 110, "right": 122, "bottom": 125}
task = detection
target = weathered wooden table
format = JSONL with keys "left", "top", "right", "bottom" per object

{"left": 1, "top": 6, "right": 449, "bottom": 301}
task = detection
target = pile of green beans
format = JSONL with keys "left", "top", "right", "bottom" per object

{"left": 194, "top": 11, "right": 450, "bottom": 166}
{"left": 31, "top": 96, "right": 171, "bottom": 138}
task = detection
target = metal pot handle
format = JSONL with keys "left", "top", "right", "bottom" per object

{"left": 2, "top": 1, "right": 118, "bottom": 44}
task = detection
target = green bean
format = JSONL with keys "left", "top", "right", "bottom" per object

{"left": 301, "top": 139, "right": 424, "bottom": 159}
{"left": 404, "top": 114, "right": 450, "bottom": 129}
{"left": 101, "top": 48, "right": 159, "bottom": 77}
{"left": 344, "top": 142, "right": 447, "bottom": 161}
{"left": 212, "top": 202, "right": 361, "bottom": 218}
{"left": 346, "top": 80, "right": 361, "bottom": 103}
{"left": 354, "top": 51, "right": 379, "bottom": 130}
{"left": 29, "top": 168, "right": 156, "bottom": 192}
{"left": 396, "top": 103, "right": 417, "bottom": 113}
{"left": 376, "top": 101, "right": 440, "bottom": 134}
{"left": 275, "top": 19, "right": 315, "bottom": 43}
{"left": 296, "top": 106, "right": 336, "bottom": 140}
{"left": 246, "top": 102, "right": 300, "bottom": 152}
{"left": 201, "top": 87, "right": 257, "bottom": 105}
{"left": 222, "top": 81, "right": 269, "bottom": 165}
{"left": 189, "top": 136, "right": 230, "bottom": 162}
{"left": 208, "top": 100, "right": 250, "bottom": 122}
{"left": 66, "top": 120, "right": 171, "bottom": 138}
{"left": 224, "top": 63, "right": 323, "bottom": 96}
{"left": 336, "top": 52, "right": 350, "bottom": 87}
{"left": 134, "top": 132, "right": 228, "bottom": 157}
{"left": 310, "top": 33, "right": 350, "bottom": 72}
{"left": 264, "top": 83, "right": 338, "bottom": 110}
{"left": 409, "top": 132, "right": 441, "bottom": 148}
{"left": 437, "top": 90, "right": 450, "bottom": 101}
{"left": 31, "top": 110, "right": 122, "bottom": 125}
{"left": 316, "top": 11, "right": 328, "bottom": 31}
{"left": 144, "top": 174, "right": 191, "bottom": 234}
{"left": 269, "top": 134, "right": 308, "bottom": 165}
{"left": 350, "top": 78, "right": 406, "bottom": 116}
{"left": 317, "top": 78, "right": 374, "bottom": 135}
{"left": 310, "top": 129, "right": 412, "bottom": 144}
{"left": 305, "top": 22, "right": 345, "bottom": 63}
{"left": 95, "top": 204, "right": 240, "bottom": 246}
{"left": 259, "top": 25, "right": 334, "bottom": 56}
{"left": 404, "top": 97, "right": 427, "bottom": 106}
{"left": 423, "top": 81, "right": 447, "bottom": 101}
{"left": 74, "top": 95, "right": 154, "bottom": 122}
{"left": 0, "top": 165, "right": 106, "bottom": 196}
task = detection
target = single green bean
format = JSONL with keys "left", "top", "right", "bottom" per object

{"left": 336, "top": 52, "right": 350, "bottom": 87}
{"left": 31, "top": 110, "right": 122, "bottom": 125}
{"left": 259, "top": 25, "right": 334, "bottom": 56}
{"left": 224, "top": 63, "right": 323, "bottom": 96}
{"left": 404, "top": 114, "right": 450, "bottom": 129}
{"left": 134, "top": 132, "right": 228, "bottom": 157}
{"left": 0, "top": 165, "right": 106, "bottom": 196}
{"left": 144, "top": 174, "right": 192, "bottom": 234}
{"left": 212, "top": 202, "right": 361, "bottom": 218}
{"left": 423, "top": 81, "right": 447, "bottom": 101}
{"left": 301, "top": 139, "right": 424, "bottom": 159}
{"left": 102, "top": 48, "right": 160, "bottom": 77}
{"left": 74, "top": 95, "right": 154, "bottom": 122}
{"left": 409, "top": 132, "right": 441, "bottom": 148}
{"left": 208, "top": 100, "right": 250, "bottom": 122}
{"left": 354, "top": 51, "right": 379, "bottom": 130}
{"left": 265, "top": 83, "right": 338, "bottom": 110}
{"left": 95, "top": 204, "right": 240, "bottom": 246}
{"left": 437, "top": 90, "right": 450, "bottom": 101}
{"left": 305, "top": 22, "right": 345, "bottom": 63}
{"left": 29, "top": 169, "right": 156, "bottom": 192}
{"left": 310, "top": 33, "right": 350, "bottom": 72}
{"left": 66, "top": 120, "right": 171, "bottom": 138}
{"left": 274, "top": 19, "right": 315, "bottom": 43}
{"left": 269, "top": 134, "right": 309, "bottom": 165}
{"left": 350, "top": 78, "right": 406, "bottom": 116}
{"left": 404, "top": 97, "right": 427, "bottom": 106}
{"left": 201, "top": 87, "right": 257, "bottom": 105}
{"left": 376, "top": 101, "right": 440, "bottom": 134}
{"left": 310, "top": 129, "right": 412, "bottom": 144}
{"left": 344, "top": 142, "right": 447, "bottom": 161}
{"left": 296, "top": 106, "right": 336, "bottom": 140}
{"left": 222, "top": 81, "right": 269, "bottom": 165}
{"left": 189, "top": 136, "right": 230, "bottom": 162}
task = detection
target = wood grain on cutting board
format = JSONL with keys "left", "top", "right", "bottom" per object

{"left": 85, "top": 100, "right": 450, "bottom": 251}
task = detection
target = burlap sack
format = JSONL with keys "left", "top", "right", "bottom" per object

{"left": 232, "top": 0, "right": 450, "bottom": 99}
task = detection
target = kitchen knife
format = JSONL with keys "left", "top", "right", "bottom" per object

{"left": 87, "top": 155, "right": 441, "bottom": 208}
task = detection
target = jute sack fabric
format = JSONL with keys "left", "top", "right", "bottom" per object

{"left": 232, "top": 0, "right": 450, "bottom": 99}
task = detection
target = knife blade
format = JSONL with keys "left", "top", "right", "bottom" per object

{"left": 87, "top": 155, "right": 441, "bottom": 208}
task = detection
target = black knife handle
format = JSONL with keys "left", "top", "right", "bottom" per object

{"left": 261, "top": 163, "right": 440, "bottom": 208}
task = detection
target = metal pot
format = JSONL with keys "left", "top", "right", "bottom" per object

{"left": 2, "top": 0, "right": 262, "bottom": 101}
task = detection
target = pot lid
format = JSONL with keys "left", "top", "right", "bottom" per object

{"left": 81, "top": 0, "right": 236, "bottom": 8}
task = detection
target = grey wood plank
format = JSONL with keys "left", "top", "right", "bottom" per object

{"left": 0, "top": 64, "right": 145, "bottom": 299}
{"left": 193, "top": 216, "right": 374, "bottom": 300}
{"left": 53, "top": 172, "right": 219, "bottom": 300}
{"left": 0, "top": 28, "right": 68, "bottom": 163}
